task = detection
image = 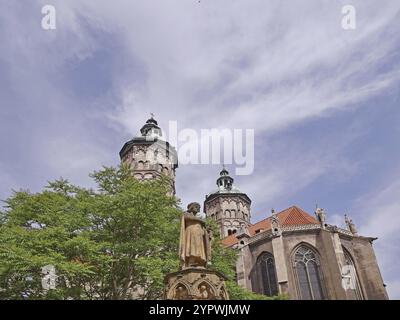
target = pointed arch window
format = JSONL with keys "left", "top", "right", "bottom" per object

{"left": 343, "top": 249, "right": 364, "bottom": 300}
{"left": 257, "top": 252, "right": 278, "bottom": 296}
{"left": 293, "top": 245, "right": 325, "bottom": 300}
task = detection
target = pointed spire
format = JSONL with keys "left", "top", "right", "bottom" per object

{"left": 271, "top": 208, "right": 281, "bottom": 236}
{"left": 315, "top": 205, "right": 327, "bottom": 229}
{"left": 345, "top": 214, "right": 357, "bottom": 235}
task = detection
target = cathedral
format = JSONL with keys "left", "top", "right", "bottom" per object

{"left": 120, "top": 116, "right": 388, "bottom": 300}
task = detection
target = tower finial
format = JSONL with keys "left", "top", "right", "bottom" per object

{"left": 150, "top": 112, "right": 155, "bottom": 119}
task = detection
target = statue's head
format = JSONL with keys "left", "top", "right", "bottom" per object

{"left": 187, "top": 202, "right": 201, "bottom": 215}
{"left": 177, "top": 286, "right": 184, "bottom": 292}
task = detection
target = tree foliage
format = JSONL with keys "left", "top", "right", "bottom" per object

{"left": 0, "top": 165, "right": 283, "bottom": 300}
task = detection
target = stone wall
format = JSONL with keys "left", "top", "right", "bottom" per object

{"left": 235, "top": 228, "right": 388, "bottom": 300}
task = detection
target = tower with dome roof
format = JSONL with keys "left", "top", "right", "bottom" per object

{"left": 204, "top": 167, "right": 251, "bottom": 237}
{"left": 119, "top": 115, "right": 178, "bottom": 194}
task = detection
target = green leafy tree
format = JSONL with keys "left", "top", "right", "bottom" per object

{"left": 0, "top": 165, "right": 283, "bottom": 300}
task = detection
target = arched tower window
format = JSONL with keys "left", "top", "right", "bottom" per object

{"left": 137, "top": 161, "right": 144, "bottom": 170}
{"left": 343, "top": 249, "right": 364, "bottom": 300}
{"left": 293, "top": 245, "right": 325, "bottom": 300}
{"left": 257, "top": 252, "right": 278, "bottom": 296}
{"left": 224, "top": 210, "right": 230, "bottom": 218}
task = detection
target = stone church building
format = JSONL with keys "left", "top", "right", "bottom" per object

{"left": 121, "top": 116, "right": 388, "bottom": 300}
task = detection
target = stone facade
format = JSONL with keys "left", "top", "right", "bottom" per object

{"left": 222, "top": 208, "right": 388, "bottom": 300}
{"left": 164, "top": 268, "right": 229, "bottom": 300}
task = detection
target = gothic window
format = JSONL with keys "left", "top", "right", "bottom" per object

{"left": 224, "top": 210, "right": 230, "bottom": 218}
{"left": 257, "top": 252, "right": 278, "bottom": 296}
{"left": 343, "top": 249, "right": 364, "bottom": 300}
{"left": 293, "top": 245, "right": 325, "bottom": 300}
{"left": 137, "top": 161, "right": 144, "bottom": 170}
{"left": 231, "top": 209, "right": 236, "bottom": 218}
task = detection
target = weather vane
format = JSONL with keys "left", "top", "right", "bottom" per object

{"left": 150, "top": 112, "right": 155, "bottom": 119}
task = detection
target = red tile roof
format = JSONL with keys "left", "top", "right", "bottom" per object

{"left": 221, "top": 206, "right": 319, "bottom": 247}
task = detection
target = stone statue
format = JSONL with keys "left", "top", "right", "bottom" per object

{"left": 165, "top": 202, "right": 228, "bottom": 300}
{"left": 345, "top": 214, "right": 357, "bottom": 235}
{"left": 174, "top": 285, "right": 188, "bottom": 300}
{"left": 199, "top": 285, "right": 209, "bottom": 299}
{"left": 179, "top": 202, "right": 212, "bottom": 269}
{"left": 315, "top": 206, "right": 326, "bottom": 228}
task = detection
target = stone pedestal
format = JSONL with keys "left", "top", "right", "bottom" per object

{"left": 164, "top": 268, "right": 229, "bottom": 300}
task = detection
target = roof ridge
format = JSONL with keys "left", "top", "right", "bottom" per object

{"left": 221, "top": 205, "right": 319, "bottom": 246}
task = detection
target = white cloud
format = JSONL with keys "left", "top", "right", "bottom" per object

{"left": 78, "top": 1, "right": 400, "bottom": 133}
{"left": 24, "top": 1, "right": 395, "bottom": 137}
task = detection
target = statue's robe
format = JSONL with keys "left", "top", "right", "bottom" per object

{"left": 179, "top": 213, "right": 209, "bottom": 268}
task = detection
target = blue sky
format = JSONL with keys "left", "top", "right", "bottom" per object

{"left": 0, "top": 0, "right": 399, "bottom": 298}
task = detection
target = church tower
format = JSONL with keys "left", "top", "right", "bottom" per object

{"left": 204, "top": 168, "right": 251, "bottom": 237}
{"left": 119, "top": 116, "right": 178, "bottom": 194}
